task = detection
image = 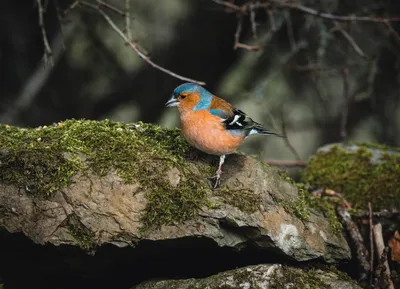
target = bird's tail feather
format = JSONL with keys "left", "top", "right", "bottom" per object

{"left": 251, "top": 123, "right": 284, "bottom": 137}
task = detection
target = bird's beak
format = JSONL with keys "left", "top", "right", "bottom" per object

{"left": 165, "top": 96, "right": 179, "bottom": 107}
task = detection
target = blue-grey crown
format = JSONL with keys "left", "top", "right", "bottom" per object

{"left": 173, "top": 83, "right": 211, "bottom": 99}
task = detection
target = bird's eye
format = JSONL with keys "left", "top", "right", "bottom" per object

{"left": 180, "top": 94, "right": 186, "bottom": 99}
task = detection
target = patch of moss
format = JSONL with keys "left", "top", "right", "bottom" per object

{"left": 280, "top": 186, "right": 311, "bottom": 221}
{"left": 277, "top": 171, "right": 342, "bottom": 234}
{"left": 272, "top": 266, "right": 356, "bottom": 288}
{"left": 214, "top": 180, "right": 261, "bottom": 213}
{"left": 0, "top": 120, "right": 211, "bottom": 233}
{"left": 302, "top": 143, "right": 400, "bottom": 210}
{"left": 66, "top": 214, "right": 96, "bottom": 250}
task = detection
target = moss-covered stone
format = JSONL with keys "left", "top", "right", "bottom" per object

{"left": 0, "top": 120, "right": 212, "bottom": 232}
{"left": 302, "top": 143, "right": 400, "bottom": 210}
{"left": 277, "top": 171, "right": 342, "bottom": 234}
{"left": 273, "top": 265, "right": 358, "bottom": 289}
{"left": 0, "top": 119, "right": 265, "bottom": 233}
{"left": 134, "top": 264, "right": 360, "bottom": 289}
{"left": 214, "top": 180, "right": 261, "bottom": 213}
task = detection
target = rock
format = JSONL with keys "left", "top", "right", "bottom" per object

{"left": 0, "top": 120, "right": 351, "bottom": 287}
{"left": 134, "top": 264, "right": 361, "bottom": 289}
{"left": 302, "top": 142, "right": 400, "bottom": 210}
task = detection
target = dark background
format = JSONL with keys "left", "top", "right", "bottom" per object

{"left": 1, "top": 0, "right": 400, "bottom": 164}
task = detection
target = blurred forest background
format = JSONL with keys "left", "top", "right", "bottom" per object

{"left": 1, "top": 0, "right": 400, "bottom": 171}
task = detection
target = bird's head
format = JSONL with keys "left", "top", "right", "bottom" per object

{"left": 165, "top": 83, "right": 212, "bottom": 112}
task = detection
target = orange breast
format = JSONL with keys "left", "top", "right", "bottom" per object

{"left": 180, "top": 110, "right": 245, "bottom": 155}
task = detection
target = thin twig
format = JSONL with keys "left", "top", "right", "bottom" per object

{"left": 54, "top": 0, "right": 66, "bottom": 50}
{"left": 280, "top": 107, "right": 302, "bottom": 161}
{"left": 96, "top": 0, "right": 126, "bottom": 16}
{"left": 332, "top": 21, "right": 367, "bottom": 58}
{"left": 234, "top": 13, "right": 243, "bottom": 49}
{"left": 374, "top": 247, "right": 390, "bottom": 288}
{"left": 266, "top": 7, "right": 276, "bottom": 31}
{"left": 368, "top": 202, "right": 374, "bottom": 287}
{"left": 354, "top": 209, "right": 400, "bottom": 219}
{"left": 384, "top": 21, "right": 400, "bottom": 45}
{"left": 233, "top": 13, "right": 262, "bottom": 51}
{"left": 267, "top": 0, "right": 400, "bottom": 23}
{"left": 212, "top": 0, "right": 400, "bottom": 22}
{"left": 125, "top": 0, "right": 132, "bottom": 41}
{"left": 284, "top": 10, "right": 296, "bottom": 51}
{"left": 266, "top": 160, "right": 306, "bottom": 167}
{"left": 61, "top": 0, "right": 79, "bottom": 15}
{"left": 249, "top": 3, "right": 257, "bottom": 39}
{"left": 311, "top": 188, "right": 351, "bottom": 208}
{"left": 211, "top": 0, "right": 242, "bottom": 12}
{"left": 37, "top": 0, "right": 53, "bottom": 65}
{"left": 340, "top": 68, "right": 350, "bottom": 140}
{"left": 373, "top": 223, "right": 395, "bottom": 289}
{"left": 80, "top": 1, "right": 205, "bottom": 85}
{"left": 336, "top": 205, "right": 370, "bottom": 280}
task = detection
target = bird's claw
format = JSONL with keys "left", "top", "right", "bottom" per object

{"left": 208, "top": 174, "right": 221, "bottom": 189}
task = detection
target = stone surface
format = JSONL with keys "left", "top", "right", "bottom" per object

{"left": 134, "top": 264, "right": 361, "bottom": 289}
{"left": 0, "top": 153, "right": 350, "bottom": 263}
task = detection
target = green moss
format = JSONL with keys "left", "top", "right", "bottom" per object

{"left": 214, "top": 180, "right": 260, "bottom": 213}
{"left": 272, "top": 266, "right": 357, "bottom": 288}
{"left": 66, "top": 214, "right": 96, "bottom": 250}
{"left": 277, "top": 171, "right": 342, "bottom": 234}
{"left": 302, "top": 143, "right": 400, "bottom": 210}
{"left": 0, "top": 120, "right": 212, "bottom": 233}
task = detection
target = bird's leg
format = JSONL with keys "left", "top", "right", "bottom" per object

{"left": 209, "top": 155, "right": 226, "bottom": 189}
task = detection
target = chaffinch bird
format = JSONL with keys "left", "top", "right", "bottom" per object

{"left": 165, "top": 83, "right": 282, "bottom": 188}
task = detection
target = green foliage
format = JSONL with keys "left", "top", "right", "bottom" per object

{"left": 302, "top": 144, "right": 400, "bottom": 210}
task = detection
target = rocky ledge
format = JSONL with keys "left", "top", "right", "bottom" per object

{"left": 0, "top": 120, "right": 352, "bottom": 288}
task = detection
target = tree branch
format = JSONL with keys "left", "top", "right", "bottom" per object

{"left": 79, "top": 1, "right": 205, "bottom": 85}
{"left": 37, "top": 0, "right": 53, "bottom": 65}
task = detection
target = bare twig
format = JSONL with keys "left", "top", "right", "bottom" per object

{"left": 96, "top": 0, "right": 126, "bottom": 16}
{"left": 340, "top": 68, "right": 350, "bottom": 140}
{"left": 267, "top": 0, "right": 400, "bottom": 23}
{"left": 249, "top": 3, "right": 257, "bottom": 39}
{"left": 211, "top": 0, "right": 242, "bottom": 12}
{"left": 54, "top": 0, "right": 66, "bottom": 50}
{"left": 36, "top": 0, "right": 53, "bottom": 65}
{"left": 212, "top": 0, "right": 400, "bottom": 23}
{"left": 311, "top": 188, "right": 351, "bottom": 208}
{"left": 266, "top": 7, "right": 276, "bottom": 31}
{"left": 124, "top": 0, "right": 132, "bottom": 41}
{"left": 0, "top": 25, "right": 75, "bottom": 124}
{"left": 374, "top": 247, "right": 390, "bottom": 288}
{"left": 80, "top": 1, "right": 205, "bottom": 85}
{"left": 332, "top": 21, "right": 367, "bottom": 58}
{"left": 368, "top": 202, "right": 374, "bottom": 286}
{"left": 385, "top": 21, "right": 400, "bottom": 43}
{"left": 354, "top": 208, "right": 400, "bottom": 219}
{"left": 373, "top": 223, "right": 395, "bottom": 289}
{"left": 336, "top": 205, "right": 370, "bottom": 280}
{"left": 284, "top": 10, "right": 296, "bottom": 51}
{"left": 266, "top": 160, "right": 306, "bottom": 167}
{"left": 280, "top": 107, "right": 302, "bottom": 161}
{"left": 233, "top": 14, "right": 243, "bottom": 49}
{"left": 61, "top": 0, "right": 79, "bottom": 15}
{"left": 233, "top": 13, "right": 262, "bottom": 51}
